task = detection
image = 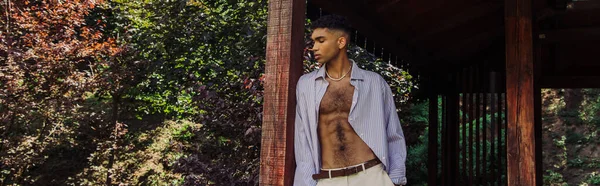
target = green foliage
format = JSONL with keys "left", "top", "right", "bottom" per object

{"left": 542, "top": 89, "right": 600, "bottom": 185}
{"left": 0, "top": 0, "right": 122, "bottom": 184}
{"left": 565, "top": 129, "right": 586, "bottom": 145}
{"left": 544, "top": 170, "right": 567, "bottom": 186}
{"left": 404, "top": 101, "right": 432, "bottom": 186}
{"left": 580, "top": 89, "right": 600, "bottom": 124}
{"left": 69, "top": 120, "right": 190, "bottom": 185}
{"left": 586, "top": 172, "right": 600, "bottom": 185}
{"left": 587, "top": 158, "right": 600, "bottom": 169}
{"left": 107, "top": 0, "right": 268, "bottom": 185}
{"left": 172, "top": 122, "right": 195, "bottom": 141}
{"left": 567, "top": 156, "right": 585, "bottom": 168}
{"left": 109, "top": 0, "right": 268, "bottom": 119}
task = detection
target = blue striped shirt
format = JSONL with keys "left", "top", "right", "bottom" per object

{"left": 293, "top": 59, "right": 407, "bottom": 185}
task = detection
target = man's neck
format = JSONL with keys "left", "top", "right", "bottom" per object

{"left": 325, "top": 55, "right": 351, "bottom": 78}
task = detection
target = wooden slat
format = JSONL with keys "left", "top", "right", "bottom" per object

{"left": 505, "top": 0, "right": 536, "bottom": 184}
{"left": 498, "top": 80, "right": 505, "bottom": 186}
{"left": 442, "top": 94, "right": 448, "bottom": 185}
{"left": 382, "top": 49, "right": 390, "bottom": 63}
{"left": 482, "top": 63, "right": 488, "bottom": 184}
{"left": 366, "top": 39, "right": 375, "bottom": 54}
{"left": 428, "top": 74, "right": 439, "bottom": 186}
{"left": 351, "top": 29, "right": 358, "bottom": 46}
{"left": 306, "top": 1, "right": 321, "bottom": 21}
{"left": 450, "top": 72, "right": 460, "bottom": 186}
{"left": 503, "top": 91, "right": 508, "bottom": 185}
{"left": 260, "top": 0, "right": 305, "bottom": 185}
{"left": 355, "top": 32, "right": 367, "bottom": 49}
{"left": 461, "top": 68, "right": 468, "bottom": 184}
{"left": 468, "top": 66, "right": 474, "bottom": 186}
{"left": 375, "top": 45, "right": 383, "bottom": 58}
{"left": 489, "top": 72, "right": 498, "bottom": 185}
{"left": 475, "top": 64, "right": 481, "bottom": 185}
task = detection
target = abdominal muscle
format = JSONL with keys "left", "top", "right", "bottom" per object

{"left": 318, "top": 113, "right": 377, "bottom": 169}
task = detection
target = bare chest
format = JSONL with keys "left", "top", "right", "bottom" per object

{"left": 319, "top": 82, "right": 355, "bottom": 114}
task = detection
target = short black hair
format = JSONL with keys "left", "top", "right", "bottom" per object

{"left": 310, "top": 14, "right": 352, "bottom": 36}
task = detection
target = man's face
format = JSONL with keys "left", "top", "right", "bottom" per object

{"left": 310, "top": 28, "right": 346, "bottom": 65}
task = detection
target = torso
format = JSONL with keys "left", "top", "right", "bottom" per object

{"left": 318, "top": 75, "right": 376, "bottom": 169}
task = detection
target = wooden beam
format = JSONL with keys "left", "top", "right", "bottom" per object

{"left": 408, "top": 2, "right": 503, "bottom": 44}
{"left": 538, "top": 27, "right": 600, "bottom": 43}
{"left": 259, "top": 0, "right": 305, "bottom": 185}
{"left": 505, "top": 0, "right": 537, "bottom": 185}
{"left": 431, "top": 28, "right": 503, "bottom": 62}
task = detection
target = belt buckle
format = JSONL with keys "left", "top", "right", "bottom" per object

{"left": 350, "top": 163, "right": 366, "bottom": 175}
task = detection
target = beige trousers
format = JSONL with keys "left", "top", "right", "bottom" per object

{"left": 315, "top": 164, "right": 395, "bottom": 186}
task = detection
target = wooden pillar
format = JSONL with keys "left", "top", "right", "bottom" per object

{"left": 504, "top": 0, "right": 537, "bottom": 185}
{"left": 259, "top": 0, "right": 305, "bottom": 185}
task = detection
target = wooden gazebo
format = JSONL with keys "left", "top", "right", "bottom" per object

{"left": 259, "top": 0, "right": 600, "bottom": 185}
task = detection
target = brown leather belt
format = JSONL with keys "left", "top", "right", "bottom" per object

{"left": 312, "top": 158, "right": 382, "bottom": 180}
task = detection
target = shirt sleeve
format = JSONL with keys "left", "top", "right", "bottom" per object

{"left": 293, "top": 83, "right": 317, "bottom": 186}
{"left": 382, "top": 79, "right": 408, "bottom": 185}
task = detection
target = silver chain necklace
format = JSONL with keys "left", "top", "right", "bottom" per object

{"left": 325, "top": 64, "right": 352, "bottom": 81}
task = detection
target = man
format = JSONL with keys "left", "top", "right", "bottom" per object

{"left": 294, "top": 14, "right": 407, "bottom": 186}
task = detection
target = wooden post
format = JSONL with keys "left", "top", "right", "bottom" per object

{"left": 260, "top": 0, "right": 305, "bottom": 185}
{"left": 505, "top": 0, "right": 537, "bottom": 185}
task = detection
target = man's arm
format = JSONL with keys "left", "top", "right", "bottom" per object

{"left": 293, "top": 84, "right": 317, "bottom": 186}
{"left": 382, "top": 79, "right": 408, "bottom": 186}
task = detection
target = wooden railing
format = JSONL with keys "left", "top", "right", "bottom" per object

{"left": 431, "top": 61, "right": 508, "bottom": 185}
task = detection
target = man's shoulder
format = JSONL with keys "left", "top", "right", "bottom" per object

{"left": 357, "top": 68, "right": 388, "bottom": 85}
{"left": 296, "top": 70, "right": 318, "bottom": 90}
{"left": 298, "top": 71, "right": 317, "bottom": 83}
